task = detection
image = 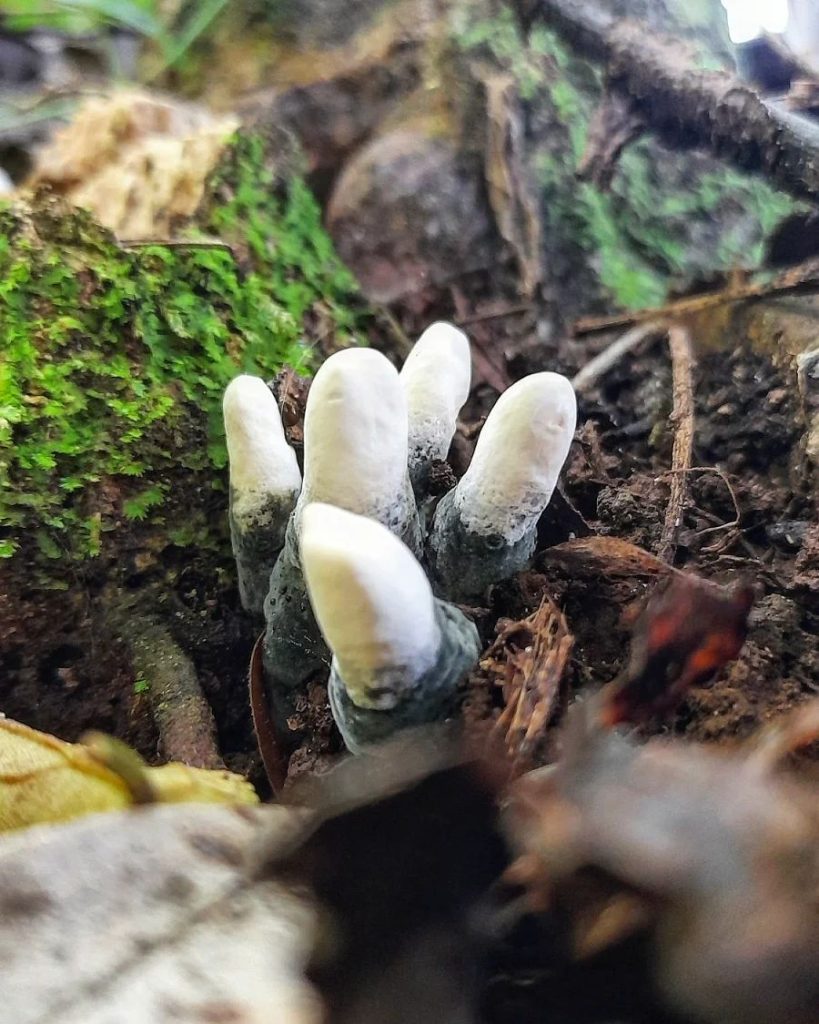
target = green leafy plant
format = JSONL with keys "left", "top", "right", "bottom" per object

{"left": 0, "top": 0, "right": 229, "bottom": 73}
{"left": 133, "top": 674, "right": 149, "bottom": 695}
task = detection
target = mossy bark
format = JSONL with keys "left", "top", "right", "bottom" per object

{"left": 0, "top": 131, "right": 365, "bottom": 578}
{"left": 218, "top": 0, "right": 798, "bottom": 331}
{"left": 0, "top": 128, "right": 367, "bottom": 766}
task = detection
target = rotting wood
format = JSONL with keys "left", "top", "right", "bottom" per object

{"left": 658, "top": 326, "right": 695, "bottom": 564}
{"left": 528, "top": 0, "right": 819, "bottom": 204}
{"left": 127, "top": 611, "right": 224, "bottom": 769}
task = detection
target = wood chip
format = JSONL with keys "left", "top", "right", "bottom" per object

{"left": 482, "top": 596, "right": 574, "bottom": 763}
{"left": 541, "top": 536, "right": 676, "bottom": 578}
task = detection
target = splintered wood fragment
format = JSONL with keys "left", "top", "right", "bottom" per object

{"left": 482, "top": 595, "right": 573, "bottom": 763}
{"left": 658, "top": 326, "right": 694, "bottom": 564}
{"left": 541, "top": 536, "right": 676, "bottom": 577}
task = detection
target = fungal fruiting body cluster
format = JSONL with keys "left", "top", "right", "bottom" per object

{"left": 223, "top": 323, "right": 577, "bottom": 752}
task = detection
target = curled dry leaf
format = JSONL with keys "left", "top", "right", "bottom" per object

{"left": 482, "top": 595, "right": 574, "bottom": 763}
{"left": 0, "top": 717, "right": 257, "bottom": 833}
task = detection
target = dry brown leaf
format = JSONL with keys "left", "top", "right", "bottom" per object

{"left": 541, "top": 536, "right": 675, "bottom": 578}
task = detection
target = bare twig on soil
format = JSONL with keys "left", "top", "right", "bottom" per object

{"left": 571, "top": 322, "right": 666, "bottom": 391}
{"left": 573, "top": 257, "right": 819, "bottom": 336}
{"left": 128, "top": 612, "right": 223, "bottom": 769}
{"left": 529, "top": 0, "right": 819, "bottom": 204}
{"left": 455, "top": 303, "right": 534, "bottom": 327}
{"left": 658, "top": 326, "right": 695, "bottom": 564}
{"left": 373, "top": 305, "right": 414, "bottom": 358}
{"left": 659, "top": 467, "right": 743, "bottom": 553}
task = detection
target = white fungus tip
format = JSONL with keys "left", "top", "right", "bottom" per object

{"left": 223, "top": 375, "right": 301, "bottom": 520}
{"left": 454, "top": 372, "right": 577, "bottom": 542}
{"left": 298, "top": 347, "right": 409, "bottom": 528}
{"left": 400, "top": 321, "right": 471, "bottom": 464}
{"left": 300, "top": 503, "right": 439, "bottom": 708}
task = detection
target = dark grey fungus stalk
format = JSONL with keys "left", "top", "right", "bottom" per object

{"left": 300, "top": 503, "right": 481, "bottom": 753}
{"left": 428, "top": 372, "right": 577, "bottom": 602}
{"left": 223, "top": 375, "right": 301, "bottom": 617}
{"left": 259, "top": 347, "right": 422, "bottom": 729}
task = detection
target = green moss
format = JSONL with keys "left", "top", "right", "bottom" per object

{"left": 451, "top": 3, "right": 545, "bottom": 100}
{"left": 453, "top": 2, "right": 794, "bottom": 314}
{"left": 578, "top": 185, "right": 668, "bottom": 308}
{"left": 0, "top": 132, "right": 365, "bottom": 567}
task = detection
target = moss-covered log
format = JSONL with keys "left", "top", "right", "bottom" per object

{"left": 0, "top": 131, "right": 366, "bottom": 578}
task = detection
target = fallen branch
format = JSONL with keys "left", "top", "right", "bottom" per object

{"left": 574, "top": 258, "right": 819, "bottom": 336}
{"left": 128, "top": 612, "right": 223, "bottom": 769}
{"left": 658, "top": 326, "right": 695, "bottom": 563}
{"left": 529, "top": 0, "right": 819, "bottom": 203}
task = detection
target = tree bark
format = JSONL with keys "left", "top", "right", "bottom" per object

{"left": 529, "top": 0, "right": 819, "bottom": 203}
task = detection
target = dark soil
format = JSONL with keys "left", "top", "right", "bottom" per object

{"left": 3, "top": 287, "right": 818, "bottom": 767}
{"left": 1, "top": 274, "right": 817, "bottom": 1024}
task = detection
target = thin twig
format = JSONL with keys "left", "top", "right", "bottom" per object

{"left": 118, "top": 238, "right": 237, "bottom": 257}
{"left": 373, "top": 306, "right": 414, "bottom": 358}
{"left": 573, "top": 257, "right": 819, "bottom": 336}
{"left": 658, "top": 326, "right": 695, "bottom": 564}
{"left": 571, "top": 322, "right": 665, "bottom": 391}
{"left": 658, "top": 466, "right": 741, "bottom": 538}
{"left": 456, "top": 303, "right": 533, "bottom": 327}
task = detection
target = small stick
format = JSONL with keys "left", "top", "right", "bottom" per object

{"left": 455, "top": 303, "right": 533, "bottom": 327}
{"left": 119, "top": 238, "right": 237, "bottom": 257}
{"left": 658, "top": 326, "right": 695, "bottom": 564}
{"left": 571, "top": 322, "right": 665, "bottom": 392}
{"left": 658, "top": 466, "right": 742, "bottom": 539}
{"left": 373, "top": 306, "right": 414, "bottom": 358}
{"left": 128, "top": 612, "right": 224, "bottom": 769}
{"left": 573, "top": 257, "right": 819, "bottom": 336}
